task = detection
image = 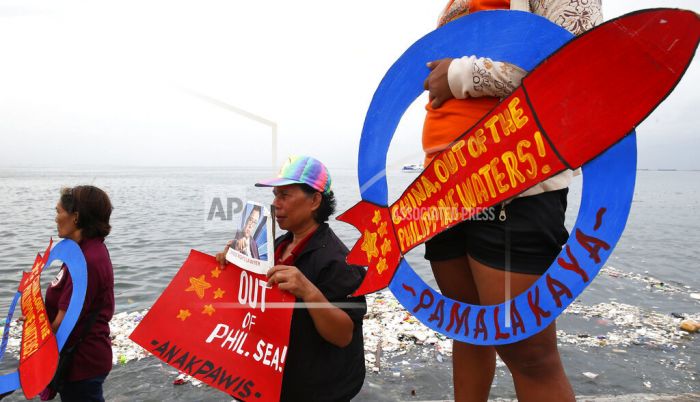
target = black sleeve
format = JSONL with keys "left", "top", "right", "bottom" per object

{"left": 315, "top": 258, "right": 367, "bottom": 322}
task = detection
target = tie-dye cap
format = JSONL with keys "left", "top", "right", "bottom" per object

{"left": 255, "top": 155, "right": 332, "bottom": 195}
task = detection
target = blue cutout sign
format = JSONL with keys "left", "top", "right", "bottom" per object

{"left": 0, "top": 239, "right": 87, "bottom": 394}
{"left": 354, "top": 11, "right": 637, "bottom": 344}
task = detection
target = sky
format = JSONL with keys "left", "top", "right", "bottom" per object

{"left": 0, "top": 0, "right": 698, "bottom": 170}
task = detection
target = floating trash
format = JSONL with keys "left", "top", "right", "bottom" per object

{"left": 679, "top": 320, "right": 699, "bottom": 333}
{"left": 582, "top": 372, "right": 599, "bottom": 379}
{"left": 601, "top": 266, "right": 696, "bottom": 296}
{"left": 0, "top": 265, "right": 694, "bottom": 383}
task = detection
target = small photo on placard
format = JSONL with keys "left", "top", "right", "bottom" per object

{"left": 226, "top": 201, "right": 274, "bottom": 274}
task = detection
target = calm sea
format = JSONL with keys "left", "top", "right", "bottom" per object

{"left": 0, "top": 167, "right": 697, "bottom": 400}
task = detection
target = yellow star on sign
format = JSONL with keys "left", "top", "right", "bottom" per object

{"left": 202, "top": 304, "right": 216, "bottom": 316}
{"left": 377, "top": 221, "right": 388, "bottom": 238}
{"left": 380, "top": 238, "right": 392, "bottom": 257}
{"left": 211, "top": 266, "right": 222, "bottom": 278}
{"left": 376, "top": 258, "right": 388, "bottom": 275}
{"left": 213, "top": 288, "right": 225, "bottom": 299}
{"left": 372, "top": 209, "right": 382, "bottom": 225}
{"left": 185, "top": 275, "right": 211, "bottom": 299}
{"left": 176, "top": 309, "right": 191, "bottom": 321}
{"left": 360, "top": 230, "right": 379, "bottom": 262}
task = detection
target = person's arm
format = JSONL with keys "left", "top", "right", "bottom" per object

{"left": 425, "top": 0, "right": 603, "bottom": 108}
{"left": 530, "top": 0, "right": 603, "bottom": 36}
{"left": 424, "top": 57, "right": 527, "bottom": 108}
{"left": 267, "top": 265, "right": 354, "bottom": 348}
{"left": 448, "top": 56, "right": 527, "bottom": 99}
{"left": 51, "top": 309, "right": 66, "bottom": 332}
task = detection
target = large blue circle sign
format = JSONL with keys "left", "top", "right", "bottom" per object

{"left": 356, "top": 10, "right": 637, "bottom": 345}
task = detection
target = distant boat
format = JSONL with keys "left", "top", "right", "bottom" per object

{"left": 402, "top": 163, "right": 423, "bottom": 173}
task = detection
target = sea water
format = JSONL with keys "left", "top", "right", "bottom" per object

{"left": 0, "top": 167, "right": 697, "bottom": 400}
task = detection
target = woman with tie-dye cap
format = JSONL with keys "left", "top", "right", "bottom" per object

{"left": 217, "top": 156, "right": 366, "bottom": 401}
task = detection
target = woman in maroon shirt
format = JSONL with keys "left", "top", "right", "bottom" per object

{"left": 44, "top": 186, "right": 114, "bottom": 402}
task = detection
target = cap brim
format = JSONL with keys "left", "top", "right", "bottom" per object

{"left": 254, "top": 177, "right": 302, "bottom": 188}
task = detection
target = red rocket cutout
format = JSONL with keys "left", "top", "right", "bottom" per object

{"left": 339, "top": 9, "right": 700, "bottom": 296}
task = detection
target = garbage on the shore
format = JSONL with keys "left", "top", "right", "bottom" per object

{"left": 362, "top": 290, "right": 698, "bottom": 372}
{"left": 0, "top": 266, "right": 695, "bottom": 377}
{"left": 582, "top": 372, "right": 599, "bottom": 379}
{"left": 601, "top": 266, "right": 690, "bottom": 295}
{"left": 679, "top": 320, "right": 700, "bottom": 333}
{"left": 559, "top": 300, "right": 698, "bottom": 349}
{"left": 173, "top": 372, "right": 203, "bottom": 387}
{"left": 110, "top": 310, "right": 150, "bottom": 365}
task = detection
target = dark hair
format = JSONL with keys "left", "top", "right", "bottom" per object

{"left": 60, "top": 185, "right": 113, "bottom": 239}
{"left": 249, "top": 204, "right": 262, "bottom": 217}
{"left": 299, "top": 184, "right": 336, "bottom": 223}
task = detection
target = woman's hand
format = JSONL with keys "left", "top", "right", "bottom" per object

{"left": 267, "top": 264, "right": 354, "bottom": 347}
{"left": 424, "top": 58, "right": 457, "bottom": 108}
{"left": 267, "top": 265, "right": 318, "bottom": 300}
{"left": 215, "top": 241, "right": 232, "bottom": 269}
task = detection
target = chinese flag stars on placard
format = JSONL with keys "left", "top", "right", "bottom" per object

{"left": 202, "top": 304, "right": 216, "bottom": 316}
{"left": 358, "top": 209, "right": 394, "bottom": 275}
{"left": 176, "top": 309, "right": 191, "bottom": 321}
{"left": 178, "top": 266, "right": 228, "bottom": 321}
{"left": 371, "top": 210, "right": 382, "bottom": 225}
{"left": 186, "top": 275, "right": 211, "bottom": 299}
{"left": 360, "top": 230, "right": 379, "bottom": 261}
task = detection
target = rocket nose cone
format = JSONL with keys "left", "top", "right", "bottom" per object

{"left": 522, "top": 9, "right": 700, "bottom": 169}
{"left": 618, "top": 9, "right": 700, "bottom": 75}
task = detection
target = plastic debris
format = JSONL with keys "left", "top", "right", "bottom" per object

{"left": 558, "top": 300, "right": 699, "bottom": 349}
{"left": 173, "top": 373, "right": 186, "bottom": 385}
{"left": 172, "top": 372, "right": 202, "bottom": 387}
{"left": 0, "top": 265, "right": 693, "bottom": 384}
{"left": 601, "top": 266, "right": 692, "bottom": 295}
{"left": 582, "top": 372, "right": 599, "bottom": 379}
{"left": 679, "top": 320, "right": 700, "bottom": 333}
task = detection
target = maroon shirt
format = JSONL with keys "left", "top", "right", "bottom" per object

{"left": 45, "top": 237, "right": 115, "bottom": 382}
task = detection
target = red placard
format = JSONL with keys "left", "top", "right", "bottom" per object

{"left": 130, "top": 250, "right": 294, "bottom": 401}
{"left": 340, "top": 88, "right": 565, "bottom": 295}
{"left": 18, "top": 240, "right": 58, "bottom": 399}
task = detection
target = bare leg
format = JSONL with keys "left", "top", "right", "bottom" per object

{"left": 469, "top": 256, "right": 575, "bottom": 402}
{"left": 430, "top": 256, "right": 496, "bottom": 402}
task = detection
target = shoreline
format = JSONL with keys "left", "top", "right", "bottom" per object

{"left": 0, "top": 264, "right": 697, "bottom": 400}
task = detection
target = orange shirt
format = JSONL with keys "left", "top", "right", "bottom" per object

{"left": 424, "top": 0, "right": 510, "bottom": 166}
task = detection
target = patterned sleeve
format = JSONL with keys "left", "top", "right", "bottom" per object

{"left": 448, "top": 56, "right": 527, "bottom": 99}
{"left": 530, "top": 0, "right": 603, "bottom": 36}
{"left": 446, "top": 0, "right": 603, "bottom": 99}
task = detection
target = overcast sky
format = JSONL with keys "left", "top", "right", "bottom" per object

{"left": 0, "top": 0, "right": 698, "bottom": 170}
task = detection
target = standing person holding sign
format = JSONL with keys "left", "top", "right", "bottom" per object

{"left": 44, "top": 185, "right": 115, "bottom": 401}
{"left": 421, "top": 1, "right": 602, "bottom": 401}
{"left": 217, "top": 155, "right": 366, "bottom": 402}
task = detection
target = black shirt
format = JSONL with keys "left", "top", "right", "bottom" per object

{"left": 276, "top": 223, "right": 367, "bottom": 402}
